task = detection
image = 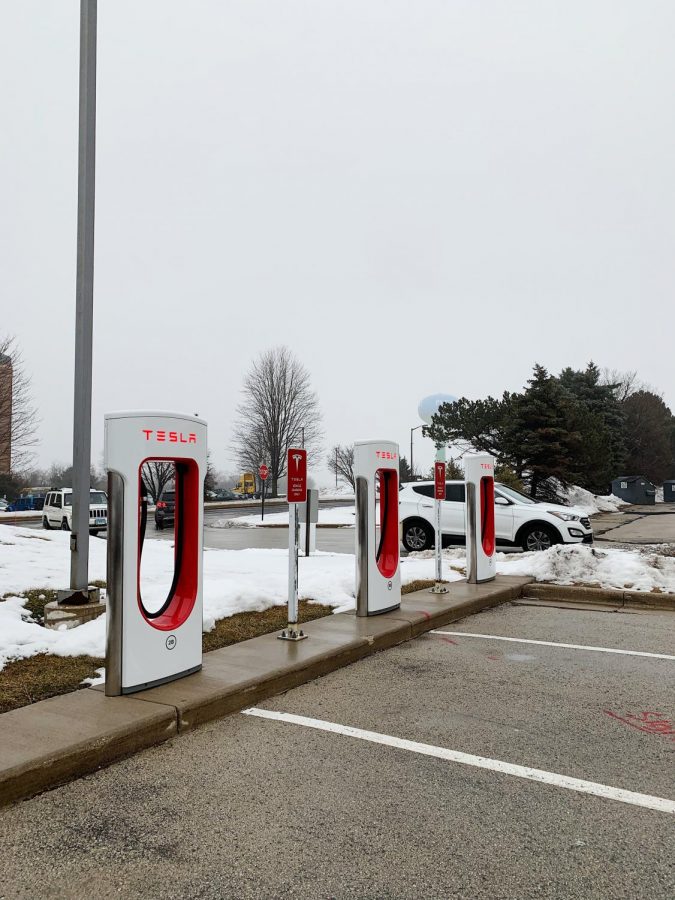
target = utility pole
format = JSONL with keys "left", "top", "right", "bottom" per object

{"left": 70, "top": 0, "right": 97, "bottom": 597}
{"left": 410, "top": 425, "right": 423, "bottom": 482}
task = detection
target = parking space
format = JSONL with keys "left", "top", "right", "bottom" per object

{"left": 1, "top": 603, "right": 673, "bottom": 898}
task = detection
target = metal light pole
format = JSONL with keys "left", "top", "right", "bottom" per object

{"left": 70, "top": 0, "right": 97, "bottom": 596}
{"left": 410, "top": 425, "right": 423, "bottom": 481}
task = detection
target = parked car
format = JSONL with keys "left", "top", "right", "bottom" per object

{"left": 42, "top": 489, "right": 108, "bottom": 533}
{"left": 399, "top": 481, "right": 593, "bottom": 552}
{"left": 7, "top": 494, "right": 46, "bottom": 512}
{"left": 155, "top": 490, "right": 176, "bottom": 530}
{"left": 208, "top": 489, "right": 239, "bottom": 502}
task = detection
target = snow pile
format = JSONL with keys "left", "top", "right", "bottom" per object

{"left": 0, "top": 510, "right": 42, "bottom": 520}
{"left": 0, "top": 525, "right": 462, "bottom": 671}
{"left": 407, "top": 544, "right": 675, "bottom": 593}
{"left": 561, "top": 485, "right": 627, "bottom": 516}
{"left": 497, "top": 544, "right": 675, "bottom": 592}
{"left": 0, "top": 596, "right": 107, "bottom": 671}
{"left": 211, "top": 506, "right": 357, "bottom": 528}
{"left": 319, "top": 484, "right": 355, "bottom": 500}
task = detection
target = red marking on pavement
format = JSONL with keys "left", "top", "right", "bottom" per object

{"left": 420, "top": 611, "right": 431, "bottom": 620}
{"left": 486, "top": 655, "right": 500, "bottom": 661}
{"left": 604, "top": 710, "right": 675, "bottom": 741}
{"left": 440, "top": 637, "right": 458, "bottom": 646}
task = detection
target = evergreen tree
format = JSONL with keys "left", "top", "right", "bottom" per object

{"left": 558, "top": 362, "right": 625, "bottom": 493}
{"left": 510, "top": 364, "right": 583, "bottom": 497}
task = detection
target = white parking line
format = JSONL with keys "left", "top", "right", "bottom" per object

{"left": 429, "top": 631, "right": 675, "bottom": 660}
{"left": 243, "top": 708, "right": 675, "bottom": 814}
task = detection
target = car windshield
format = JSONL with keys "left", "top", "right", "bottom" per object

{"left": 496, "top": 484, "right": 539, "bottom": 505}
{"left": 63, "top": 491, "right": 107, "bottom": 506}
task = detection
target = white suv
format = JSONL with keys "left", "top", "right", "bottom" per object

{"left": 400, "top": 481, "right": 593, "bottom": 552}
{"left": 42, "top": 488, "right": 108, "bottom": 534}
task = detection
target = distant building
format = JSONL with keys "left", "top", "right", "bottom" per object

{"left": 0, "top": 353, "right": 12, "bottom": 473}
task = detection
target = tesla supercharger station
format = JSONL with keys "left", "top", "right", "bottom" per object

{"left": 354, "top": 439, "right": 401, "bottom": 616}
{"left": 464, "top": 452, "right": 496, "bottom": 584}
{"left": 104, "top": 410, "right": 207, "bottom": 695}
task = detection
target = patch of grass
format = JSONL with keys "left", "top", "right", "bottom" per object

{"left": 1, "top": 588, "right": 58, "bottom": 626}
{"left": 0, "top": 599, "right": 335, "bottom": 714}
{"left": 202, "top": 600, "right": 333, "bottom": 652}
{"left": 402, "top": 579, "right": 436, "bottom": 594}
{"left": 0, "top": 654, "right": 103, "bottom": 714}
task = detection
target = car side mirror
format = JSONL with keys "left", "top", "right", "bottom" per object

{"left": 495, "top": 496, "right": 510, "bottom": 506}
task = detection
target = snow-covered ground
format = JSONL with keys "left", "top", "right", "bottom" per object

{"left": 2, "top": 524, "right": 675, "bottom": 674}
{"left": 0, "top": 525, "right": 458, "bottom": 671}
{"left": 561, "top": 485, "right": 627, "bottom": 516}
{"left": 211, "top": 506, "right": 357, "bottom": 528}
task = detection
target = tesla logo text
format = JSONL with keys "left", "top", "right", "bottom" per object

{"left": 142, "top": 429, "right": 197, "bottom": 444}
{"left": 291, "top": 453, "right": 303, "bottom": 471}
{"left": 375, "top": 451, "right": 398, "bottom": 460}
{"left": 480, "top": 463, "right": 493, "bottom": 470}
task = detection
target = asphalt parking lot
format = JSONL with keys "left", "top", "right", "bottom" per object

{"left": 1, "top": 601, "right": 673, "bottom": 899}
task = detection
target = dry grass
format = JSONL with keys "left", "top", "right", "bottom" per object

{"left": 0, "top": 654, "right": 103, "bottom": 714}
{"left": 402, "top": 579, "right": 437, "bottom": 594}
{"left": 0, "top": 597, "right": 334, "bottom": 714}
{"left": 201, "top": 600, "right": 333, "bottom": 652}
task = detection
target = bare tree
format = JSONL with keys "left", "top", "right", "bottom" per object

{"left": 0, "top": 335, "right": 39, "bottom": 473}
{"left": 232, "top": 346, "right": 323, "bottom": 497}
{"left": 600, "top": 368, "right": 656, "bottom": 403}
{"left": 141, "top": 461, "right": 175, "bottom": 503}
{"left": 328, "top": 444, "right": 355, "bottom": 490}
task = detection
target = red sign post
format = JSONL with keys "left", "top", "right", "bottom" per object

{"left": 287, "top": 448, "right": 307, "bottom": 504}
{"left": 259, "top": 464, "right": 269, "bottom": 521}
{"left": 281, "top": 448, "right": 309, "bottom": 642}
{"left": 431, "top": 460, "right": 448, "bottom": 594}
{"left": 434, "top": 461, "right": 446, "bottom": 500}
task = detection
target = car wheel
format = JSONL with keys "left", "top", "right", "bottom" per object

{"left": 402, "top": 520, "right": 433, "bottom": 552}
{"left": 61, "top": 518, "right": 70, "bottom": 531}
{"left": 521, "top": 524, "right": 557, "bottom": 552}
{"left": 42, "top": 516, "right": 51, "bottom": 530}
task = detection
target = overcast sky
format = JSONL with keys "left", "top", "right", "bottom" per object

{"left": 1, "top": 1, "right": 674, "bottom": 482}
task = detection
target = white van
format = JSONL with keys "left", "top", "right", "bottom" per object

{"left": 42, "top": 488, "right": 108, "bottom": 533}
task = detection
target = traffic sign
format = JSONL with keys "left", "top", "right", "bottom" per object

{"left": 259, "top": 464, "right": 269, "bottom": 481}
{"left": 287, "top": 448, "right": 307, "bottom": 503}
{"left": 434, "top": 461, "right": 446, "bottom": 500}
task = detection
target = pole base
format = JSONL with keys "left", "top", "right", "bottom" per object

{"left": 429, "top": 583, "right": 449, "bottom": 594}
{"left": 278, "top": 627, "right": 308, "bottom": 642}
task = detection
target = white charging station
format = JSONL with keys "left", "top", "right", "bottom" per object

{"left": 354, "top": 439, "right": 401, "bottom": 616}
{"left": 464, "top": 452, "right": 496, "bottom": 584}
{"left": 104, "top": 410, "right": 207, "bottom": 695}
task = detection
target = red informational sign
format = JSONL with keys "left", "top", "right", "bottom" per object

{"left": 287, "top": 448, "right": 307, "bottom": 503}
{"left": 434, "top": 461, "right": 446, "bottom": 500}
{"left": 259, "top": 464, "right": 269, "bottom": 481}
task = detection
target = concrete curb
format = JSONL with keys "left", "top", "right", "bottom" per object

{"left": 0, "top": 575, "right": 532, "bottom": 807}
{"left": 522, "top": 582, "right": 675, "bottom": 611}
